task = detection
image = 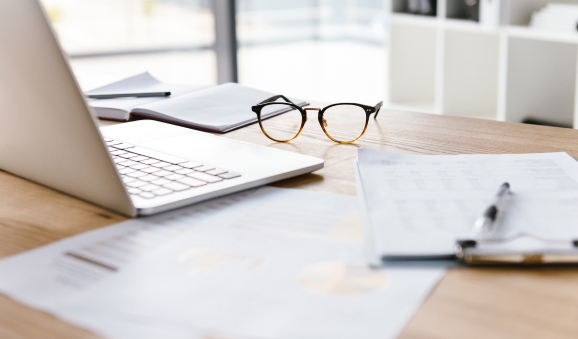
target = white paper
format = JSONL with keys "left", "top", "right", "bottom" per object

{"left": 133, "top": 83, "right": 306, "bottom": 132}
{"left": 86, "top": 72, "right": 207, "bottom": 120}
{"left": 530, "top": 4, "right": 578, "bottom": 33}
{"left": 357, "top": 149, "right": 578, "bottom": 257}
{"left": 86, "top": 73, "right": 306, "bottom": 131}
{"left": 0, "top": 188, "right": 252, "bottom": 307}
{"left": 0, "top": 187, "right": 443, "bottom": 339}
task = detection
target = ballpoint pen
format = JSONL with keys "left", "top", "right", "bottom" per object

{"left": 472, "top": 182, "right": 510, "bottom": 238}
{"left": 86, "top": 91, "right": 171, "bottom": 99}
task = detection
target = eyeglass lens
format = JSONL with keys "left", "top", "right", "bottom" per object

{"left": 259, "top": 103, "right": 303, "bottom": 142}
{"left": 321, "top": 104, "right": 368, "bottom": 143}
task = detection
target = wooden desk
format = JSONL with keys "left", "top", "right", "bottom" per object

{"left": 3, "top": 108, "right": 578, "bottom": 338}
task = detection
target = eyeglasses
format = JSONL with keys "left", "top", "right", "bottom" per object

{"left": 252, "top": 95, "right": 383, "bottom": 144}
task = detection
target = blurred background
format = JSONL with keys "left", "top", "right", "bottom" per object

{"left": 40, "top": 0, "right": 578, "bottom": 128}
{"left": 41, "top": 0, "right": 386, "bottom": 104}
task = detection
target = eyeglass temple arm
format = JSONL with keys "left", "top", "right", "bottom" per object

{"left": 374, "top": 101, "right": 383, "bottom": 119}
{"left": 256, "top": 95, "right": 296, "bottom": 106}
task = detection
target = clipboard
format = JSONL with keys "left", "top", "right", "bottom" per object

{"left": 455, "top": 233, "right": 578, "bottom": 265}
{"left": 353, "top": 152, "right": 578, "bottom": 268}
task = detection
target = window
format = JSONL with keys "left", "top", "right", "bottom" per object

{"left": 41, "top": 0, "right": 386, "bottom": 103}
{"left": 237, "top": 0, "right": 387, "bottom": 103}
{"left": 41, "top": 0, "right": 217, "bottom": 90}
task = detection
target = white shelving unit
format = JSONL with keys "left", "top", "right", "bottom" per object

{"left": 386, "top": 0, "right": 578, "bottom": 128}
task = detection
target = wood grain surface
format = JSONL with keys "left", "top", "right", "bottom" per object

{"left": 3, "top": 107, "right": 578, "bottom": 338}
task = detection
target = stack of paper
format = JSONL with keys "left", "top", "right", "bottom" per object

{"left": 0, "top": 187, "right": 444, "bottom": 339}
{"left": 355, "top": 149, "right": 578, "bottom": 264}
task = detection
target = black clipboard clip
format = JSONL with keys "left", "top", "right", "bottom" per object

{"left": 455, "top": 233, "right": 578, "bottom": 265}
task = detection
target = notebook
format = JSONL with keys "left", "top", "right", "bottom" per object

{"left": 86, "top": 73, "right": 307, "bottom": 133}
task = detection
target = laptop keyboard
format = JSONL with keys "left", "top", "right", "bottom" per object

{"left": 105, "top": 138, "right": 241, "bottom": 200}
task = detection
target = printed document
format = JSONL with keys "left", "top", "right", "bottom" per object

{"left": 0, "top": 187, "right": 444, "bottom": 339}
{"left": 357, "top": 149, "right": 578, "bottom": 258}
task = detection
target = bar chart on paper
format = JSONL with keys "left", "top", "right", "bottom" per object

{"left": 0, "top": 187, "right": 445, "bottom": 339}
{"left": 0, "top": 190, "right": 255, "bottom": 304}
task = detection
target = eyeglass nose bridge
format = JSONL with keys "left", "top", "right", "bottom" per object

{"left": 303, "top": 107, "right": 321, "bottom": 124}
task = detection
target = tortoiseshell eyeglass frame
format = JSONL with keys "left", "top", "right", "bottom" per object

{"left": 251, "top": 95, "right": 383, "bottom": 144}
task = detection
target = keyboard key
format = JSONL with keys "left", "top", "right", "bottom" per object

{"left": 151, "top": 161, "right": 172, "bottom": 168}
{"left": 139, "top": 174, "right": 160, "bottom": 182}
{"left": 219, "top": 172, "right": 241, "bottom": 179}
{"left": 206, "top": 168, "right": 228, "bottom": 176}
{"left": 165, "top": 173, "right": 185, "bottom": 181}
{"left": 119, "top": 168, "right": 136, "bottom": 175}
{"left": 110, "top": 150, "right": 126, "bottom": 155}
{"left": 130, "top": 164, "right": 150, "bottom": 170}
{"left": 175, "top": 168, "right": 195, "bottom": 175}
{"left": 127, "top": 188, "right": 142, "bottom": 195}
{"left": 163, "top": 182, "right": 191, "bottom": 192}
{"left": 187, "top": 172, "right": 223, "bottom": 183}
{"left": 114, "top": 158, "right": 128, "bottom": 164}
{"left": 140, "top": 184, "right": 162, "bottom": 192}
{"left": 153, "top": 170, "right": 172, "bottom": 177}
{"left": 180, "top": 161, "right": 203, "bottom": 168}
{"left": 127, "top": 171, "right": 148, "bottom": 178}
{"left": 130, "top": 156, "right": 149, "bottom": 162}
{"left": 141, "top": 167, "right": 161, "bottom": 173}
{"left": 122, "top": 177, "right": 137, "bottom": 184}
{"left": 177, "top": 177, "right": 207, "bottom": 187}
{"left": 104, "top": 138, "right": 113, "bottom": 142}
{"left": 141, "top": 159, "right": 160, "bottom": 165}
{"left": 130, "top": 146, "right": 189, "bottom": 164}
{"left": 164, "top": 165, "right": 183, "bottom": 172}
{"left": 139, "top": 192, "right": 156, "bottom": 199}
{"left": 152, "top": 188, "right": 173, "bottom": 196}
{"left": 119, "top": 153, "right": 140, "bottom": 159}
{"left": 112, "top": 143, "right": 135, "bottom": 150}
{"left": 150, "top": 178, "right": 172, "bottom": 186}
{"left": 126, "top": 180, "right": 148, "bottom": 188}
{"left": 121, "top": 160, "right": 138, "bottom": 167}
{"left": 193, "top": 165, "right": 215, "bottom": 172}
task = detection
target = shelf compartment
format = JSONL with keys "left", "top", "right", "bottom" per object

{"left": 507, "top": 0, "right": 578, "bottom": 26}
{"left": 443, "top": 28, "right": 500, "bottom": 119}
{"left": 446, "top": 0, "right": 479, "bottom": 21}
{"left": 505, "top": 37, "right": 577, "bottom": 127}
{"left": 392, "top": 0, "right": 437, "bottom": 16}
{"left": 388, "top": 102, "right": 438, "bottom": 114}
{"left": 388, "top": 22, "right": 437, "bottom": 110}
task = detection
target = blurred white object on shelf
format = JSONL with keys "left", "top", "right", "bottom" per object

{"left": 530, "top": 3, "right": 578, "bottom": 33}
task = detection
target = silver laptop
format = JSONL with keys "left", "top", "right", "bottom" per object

{"left": 0, "top": 0, "right": 323, "bottom": 217}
